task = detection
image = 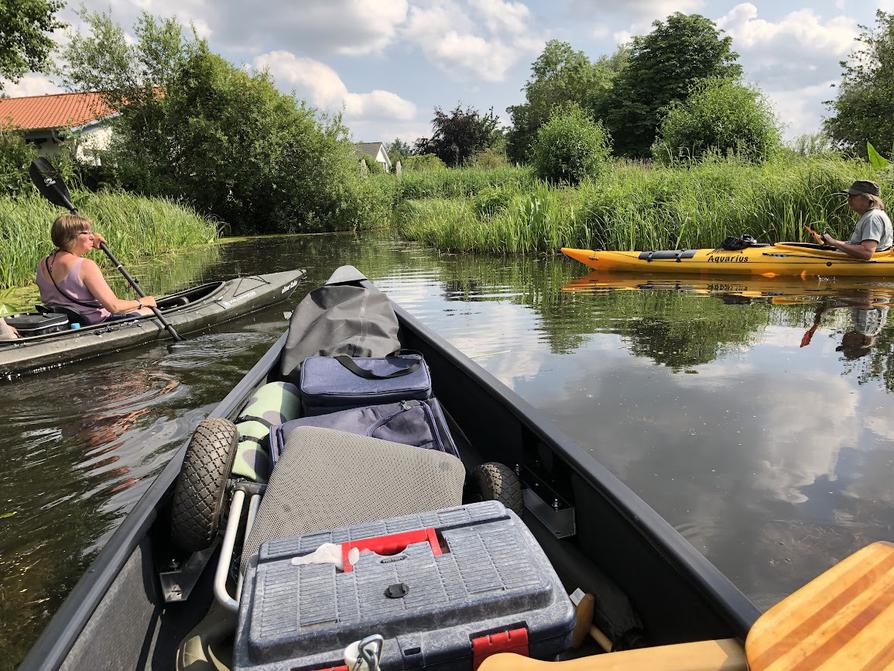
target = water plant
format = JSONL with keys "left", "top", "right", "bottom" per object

{"left": 0, "top": 191, "right": 217, "bottom": 290}
{"left": 394, "top": 155, "right": 884, "bottom": 254}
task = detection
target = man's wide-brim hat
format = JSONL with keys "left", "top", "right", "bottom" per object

{"left": 846, "top": 180, "right": 881, "bottom": 197}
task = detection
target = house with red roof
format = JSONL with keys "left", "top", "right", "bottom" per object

{"left": 0, "top": 91, "right": 117, "bottom": 164}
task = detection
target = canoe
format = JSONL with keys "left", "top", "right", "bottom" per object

{"left": 561, "top": 244, "right": 894, "bottom": 277}
{"left": 18, "top": 268, "right": 760, "bottom": 670}
{"left": 0, "top": 269, "right": 304, "bottom": 378}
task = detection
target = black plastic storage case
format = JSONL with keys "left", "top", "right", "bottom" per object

{"left": 6, "top": 312, "right": 69, "bottom": 336}
{"left": 234, "top": 501, "right": 575, "bottom": 671}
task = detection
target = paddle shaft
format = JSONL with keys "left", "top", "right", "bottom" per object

{"left": 98, "top": 241, "right": 183, "bottom": 341}
{"left": 29, "top": 159, "right": 183, "bottom": 341}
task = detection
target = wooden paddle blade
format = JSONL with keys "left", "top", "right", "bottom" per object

{"left": 29, "top": 158, "right": 76, "bottom": 212}
{"left": 478, "top": 639, "right": 746, "bottom": 671}
{"left": 746, "top": 541, "right": 894, "bottom": 670}
{"left": 800, "top": 325, "right": 818, "bottom": 348}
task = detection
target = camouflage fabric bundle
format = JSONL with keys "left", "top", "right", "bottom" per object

{"left": 232, "top": 381, "right": 300, "bottom": 482}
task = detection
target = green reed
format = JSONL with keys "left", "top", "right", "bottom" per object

{"left": 394, "top": 155, "right": 885, "bottom": 254}
{"left": 0, "top": 191, "right": 218, "bottom": 290}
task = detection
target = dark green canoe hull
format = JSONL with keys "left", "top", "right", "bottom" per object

{"left": 0, "top": 270, "right": 304, "bottom": 378}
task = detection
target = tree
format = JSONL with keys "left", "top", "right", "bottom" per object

{"left": 386, "top": 138, "right": 412, "bottom": 164}
{"left": 530, "top": 104, "right": 612, "bottom": 184}
{"left": 57, "top": 10, "right": 193, "bottom": 193}
{"left": 604, "top": 13, "right": 742, "bottom": 158}
{"left": 652, "top": 78, "right": 781, "bottom": 164}
{"left": 506, "top": 40, "right": 626, "bottom": 164}
{"left": 0, "top": 0, "right": 63, "bottom": 90}
{"left": 56, "top": 10, "right": 384, "bottom": 234}
{"left": 824, "top": 10, "right": 894, "bottom": 157}
{"left": 414, "top": 104, "right": 501, "bottom": 167}
{"left": 0, "top": 125, "right": 37, "bottom": 196}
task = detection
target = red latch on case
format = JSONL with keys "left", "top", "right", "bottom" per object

{"left": 471, "top": 627, "right": 529, "bottom": 669}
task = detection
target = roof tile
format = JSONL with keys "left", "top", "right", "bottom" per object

{"left": 0, "top": 92, "right": 115, "bottom": 131}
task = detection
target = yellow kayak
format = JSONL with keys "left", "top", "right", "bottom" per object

{"left": 561, "top": 244, "right": 894, "bottom": 278}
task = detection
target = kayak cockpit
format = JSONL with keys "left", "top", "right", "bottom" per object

{"left": 2, "top": 281, "right": 225, "bottom": 343}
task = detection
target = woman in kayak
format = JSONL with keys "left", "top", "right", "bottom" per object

{"left": 36, "top": 213, "right": 158, "bottom": 325}
{"left": 811, "top": 180, "right": 893, "bottom": 259}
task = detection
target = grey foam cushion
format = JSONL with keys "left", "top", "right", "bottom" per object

{"left": 241, "top": 426, "right": 465, "bottom": 574}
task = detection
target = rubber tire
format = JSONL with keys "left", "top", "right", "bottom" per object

{"left": 473, "top": 462, "right": 524, "bottom": 517}
{"left": 170, "top": 417, "right": 240, "bottom": 553}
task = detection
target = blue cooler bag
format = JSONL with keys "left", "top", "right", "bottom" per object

{"left": 299, "top": 352, "right": 431, "bottom": 415}
{"left": 269, "top": 398, "right": 459, "bottom": 463}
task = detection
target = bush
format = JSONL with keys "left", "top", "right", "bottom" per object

{"left": 401, "top": 154, "right": 447, "bottom": 172}
{"left": 360, "top": 154, "right": 385, "bottom": 174}
{"left": 468, "top": 146, "right": 509, "bottom": 169}
{"left": 652, "top": 78, "right": 782, "bottom": 164}
{"left": 0, "top": 128, "right": 37, "bottom": 197}
{"left": 530, "top": 105, "right": 612, "bottom": 184}
{"left": 473, "top": 186, "right": 514, "bottom": 217}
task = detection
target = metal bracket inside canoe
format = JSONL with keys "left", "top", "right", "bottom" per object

{"left": 523, "top": 487, "right": 576, "bottom": 539}
{"left": 159, "top": 544, "right": 218, "bottom": 603}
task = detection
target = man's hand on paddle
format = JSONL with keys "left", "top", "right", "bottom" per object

{"left": 804, "top": 225, "right": 826, "bottom": 244}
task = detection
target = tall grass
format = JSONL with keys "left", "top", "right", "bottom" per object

{"left": 0, "top": 191, "right": 218, "bottom": 290}
{"left": 394, "top": 156, "right": 885, "bottom": 254}
{"left": 395, "top": 165, "right": 536, "bottom": 201}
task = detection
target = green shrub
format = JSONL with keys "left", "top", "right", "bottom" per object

{"left": 395, "top": 166, "right": 535, "bottom": 202}
{"left": 530, "top": 105, "right": 612, "bottom": 184}
{"left": 396, "top": 156, "right": 881, "bottom": 254}
{"left": 469, "top": 147, "right": 509, "bottom": 169}
{"left": 652, "top": 78, "right": 782, "bottom": 164}
{"left": 473, "top": 186, "right": 514, "bottom": 217}
{"left": 0, "top": 128, "right": 37, "bottom": 197}
{"left": 360, "top": 154, "right": 385, "bottom": 174}
{"left": 401, "top": 154, "right": 446, "bottom": 172}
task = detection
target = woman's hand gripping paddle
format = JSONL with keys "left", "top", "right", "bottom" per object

{"left": 29, "top": 158, "right": 184, "bottom": 343}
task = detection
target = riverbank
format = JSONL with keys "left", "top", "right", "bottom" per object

{"left": 0, "top": 191, "right": 218, "bottom": 292}
{"left": 393, "top": 156, "right": 885, "bottom": 253}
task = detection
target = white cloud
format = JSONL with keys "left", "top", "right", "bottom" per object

{"left": 570, "top": 0, "right": 703, "bottom": 23}
{"left": 403, "top": 0, "right": 542, "bottom": 83}
{"left": 716, "top": 4, "right": 856, "bottom": 88}
{"left": 711, "top": 4, "right": 859, "bottom": 138}
{"left": 1, "top": 74, "right": 63, "bottom": 97}
{"left": 469, "top": 0, "right": 531, "bottom": 35}
{"left": 73, "top": 0, "right": 406, "bottom": 56}
{"left": 766, "top": 80, "right": 837, "bottom": 140}
{"left": 254, "top": 51, "right": 416, "bottom": 120}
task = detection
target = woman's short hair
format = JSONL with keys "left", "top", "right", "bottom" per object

{"left": 51, "top": 213, "right": 92, "bottom": 249}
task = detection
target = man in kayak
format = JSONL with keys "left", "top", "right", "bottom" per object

{"left": 811, "top": 180, "right": 893, "bottom": 259}
{"left": 36, "top": 214, "right": 158, "bottom": 324}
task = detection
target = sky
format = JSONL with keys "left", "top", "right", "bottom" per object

{"left": 4, "top": 0, "right": 888, "bottom": 145}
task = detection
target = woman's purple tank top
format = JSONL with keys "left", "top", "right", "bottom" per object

{"left": 36, "top": 255, "right": 110, "bottom": 325}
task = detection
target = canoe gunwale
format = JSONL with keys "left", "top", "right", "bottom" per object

{"left": 20, "top": 279, "right": 760, "bottom": 670}
{"left": 16, "top": 333, "right": 289, "bottom": 671}
{"left": 393, "top": 303, "right": 761, "bottom": 637}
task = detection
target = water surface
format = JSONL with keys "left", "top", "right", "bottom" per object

{"left": 2, "top": 233, "right": 893, "bottom": 667}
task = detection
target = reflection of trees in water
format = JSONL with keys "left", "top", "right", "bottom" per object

{"left": 842, "top": 317, "right": 894, "bottom": 391}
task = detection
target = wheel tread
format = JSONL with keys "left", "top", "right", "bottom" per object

{"left": 170, "top": 418, "right": 239, "bottom": 552}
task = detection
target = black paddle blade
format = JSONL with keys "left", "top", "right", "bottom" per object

{"left": 29, "top": 157, "right": 76, "bottom": 212}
